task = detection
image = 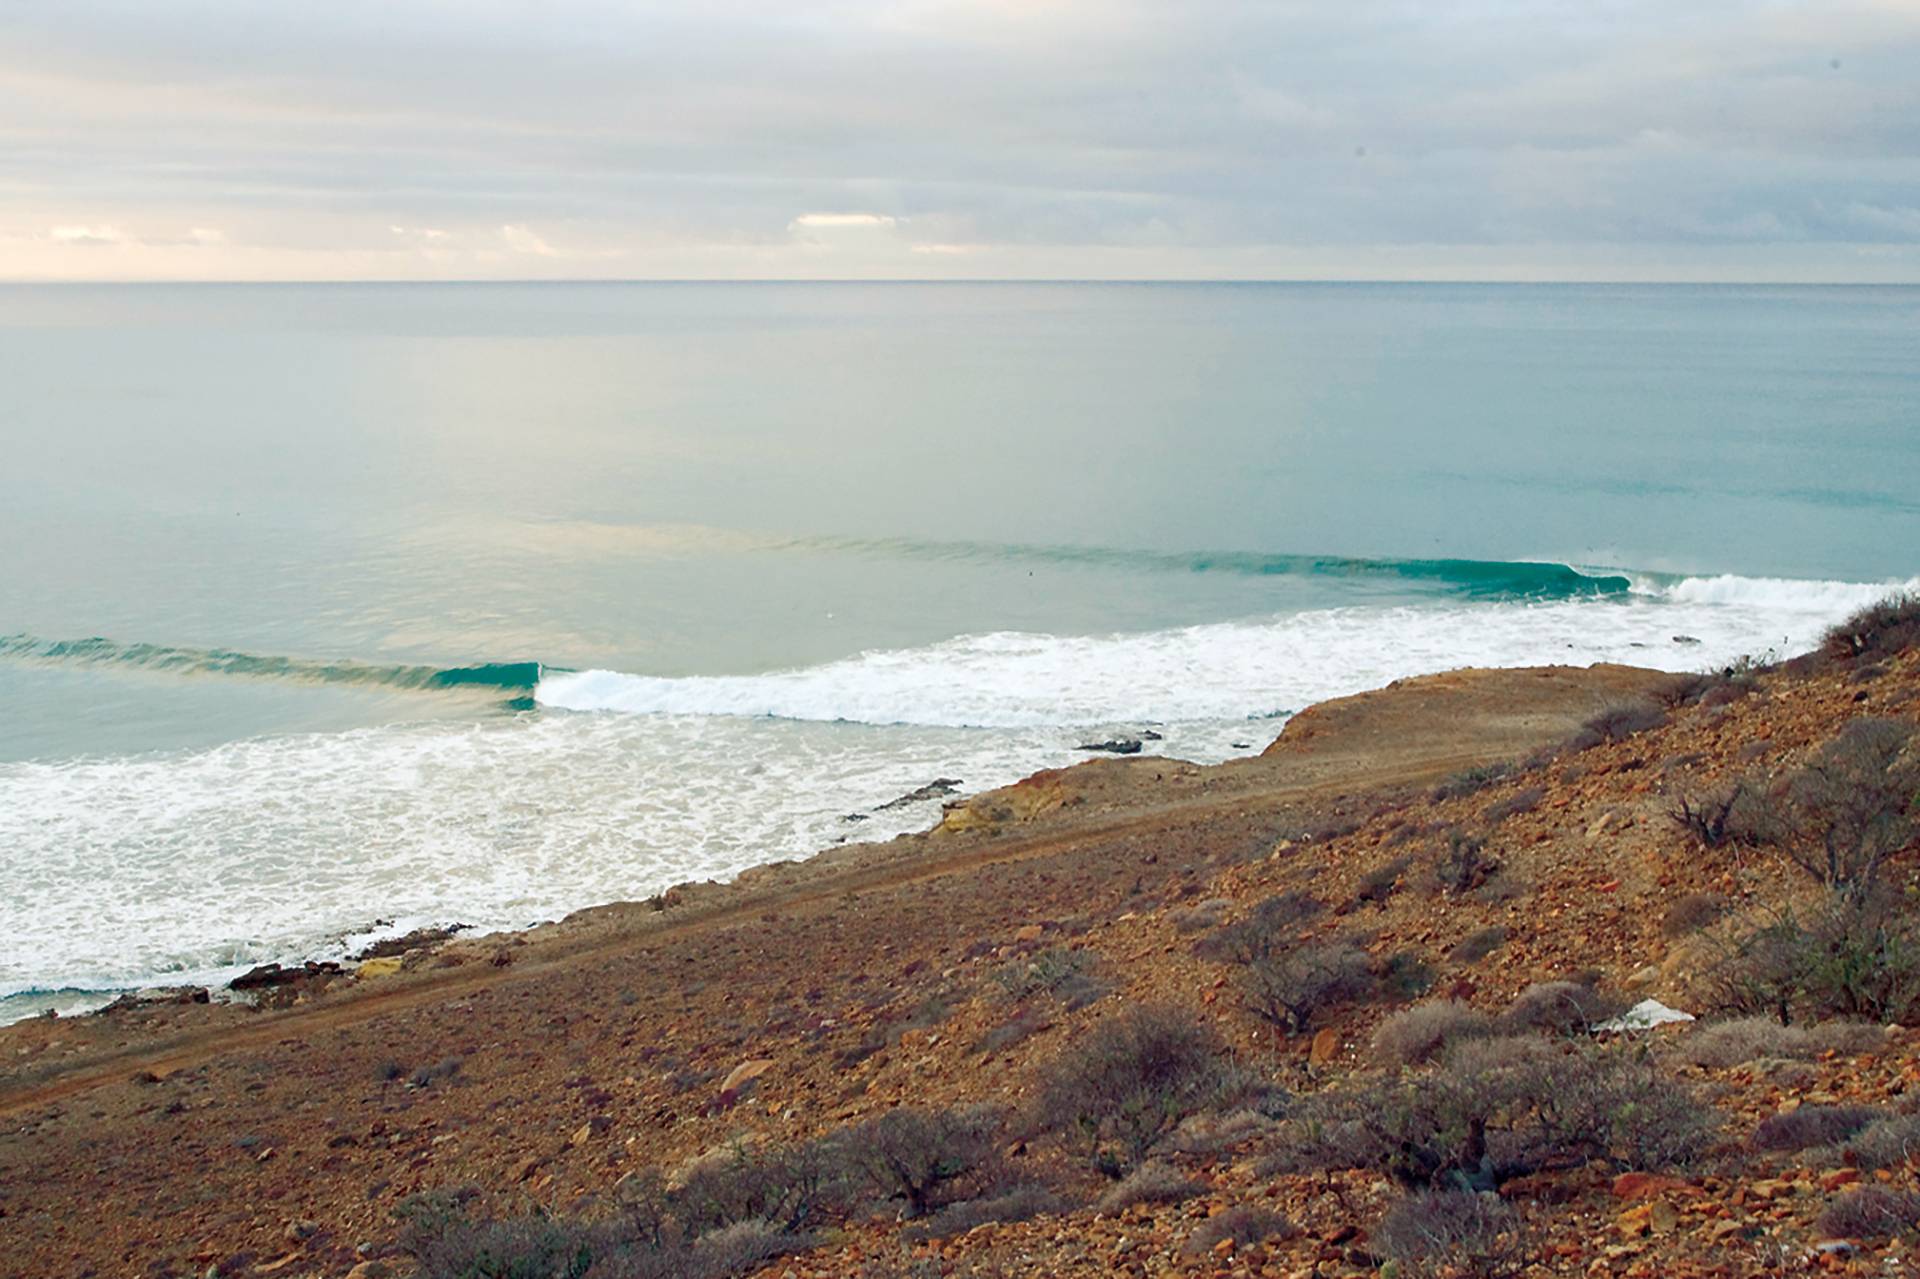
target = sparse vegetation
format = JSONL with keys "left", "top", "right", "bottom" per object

{"left": 1710, "top": 893, "right": 1920, "bottom": 1026}
{"left": 1031, "top": 1004, "right": 1230, "bottom": 1175}
{"left": 1817, "top": 1186, "right": 1920, "bottom": 1240}
{"left": 1660, "top": 891, "right": 1731, "bottom": 938}
{"left": 1738, "top": 718, "right": 1918, "bottom": 899}
{"left": 1375, "top": 1189, "right": 1526, "bottom": 1278}
{"left": 1433, "top": 763, "right": 1511, "bottom": 803}
{"left": 1667, "top": 785, "right": 1747, "bottom": 850}
{"left": 1095, "top": 1160, "right": 1199, "bottom": 1213}
{"left": 1372, "top": 1000, "right": 1496, "bottom": 1066}
{"left": 1432, "top": 830, "right": 1499, "bottom": 894}
{"left": 992, "top": 947, "right": 1108, "bottom": 1011}
{"left": 1824, "top": 592, "right": 1920, "bottom": 661}
{"left": 1577, "top": 701, "right": 1667, "bottom": 748}
{"left": 1751, "top": 1103, "right": 1885, "bottom": 1152}
{"left": 1482, "top": 786, "right": 1544, "bottom": 826}
{"left": 841, "top": 1105, "right": 1003, "bottom": 1218}
{"left": 1180, "top": 1205, "right": 1293, "bottom": 1257}
{"left": 1839, "top": 1113, "right": 1920, "bottom": 1171}
{"left": 1356, "top": 855, "right": 1412, "bottom": 905}
{"left": 1501, "top": 980, "right": 1624, "bottom": 1037}
{"left": 1264, "top": 1037, "right": 1715, "bottom": 1191}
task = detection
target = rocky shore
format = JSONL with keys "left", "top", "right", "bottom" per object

{"left": 4, "top": 610, "right": 1919, "bottom": 1278}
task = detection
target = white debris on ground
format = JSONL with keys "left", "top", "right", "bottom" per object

{"left": 1594, "top": 998, "right": 1696, "bottom": 1032}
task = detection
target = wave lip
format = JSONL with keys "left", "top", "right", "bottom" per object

{"left": 0, "top": 634, "right": 542, "bottom": 697}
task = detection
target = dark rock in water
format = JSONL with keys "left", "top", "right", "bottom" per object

{"left": 230, "top": 960, "right": 341, "bottom": 991}
{"left": 351, "top": 924, "right": 468, "bottom": 962}
{"left": 875, "top": 778, "right": 964, "bottom": 810}
{"left": 842, "top": 812, "right": 869, "bottom": 823}
{"left": 1672, "top": 634, "right": 1702, "bottom": 645}
{"left": 1231, "top": 742, "right": 1253, "bottom": 750}
{"left": 1139, "top": 729, "right": 1164, "bottom": 741}
{"left": 98, "top": 986, "right": 211, "bottom": 1015}
{"left": 1076, "top": 737, "right": 1142, "bottom": 755}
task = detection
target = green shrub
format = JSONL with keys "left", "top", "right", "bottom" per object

{"left": 1709, "top": 893, "right": 1920, "bottom": 1026}
{"left": 1740, "top": 718, "right": 1918, "bottom": 899}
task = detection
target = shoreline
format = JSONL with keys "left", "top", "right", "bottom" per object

{"left": 0, "top": 658, "right": 1669, "bottom": 1102}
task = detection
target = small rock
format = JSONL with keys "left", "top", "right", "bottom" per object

{"left": 720, "top": 1058, "right": 775, "bottom": 1093}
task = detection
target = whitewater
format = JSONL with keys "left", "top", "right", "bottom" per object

{"left": 1, "top": 567, "right": 1907, "bottom": 1023}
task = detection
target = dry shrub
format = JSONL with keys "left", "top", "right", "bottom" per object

{"left": 1450, "top": 926, "right": 1509, "bottom": 963}
{"left": 840, "top": 1105, "right": 1004, "bottom": 1218}
{"left": 1709, "top": 892, "right": 1920, "bottom": 1026}
{"left": 1482, "top": 786, "right": 1545, "bottom": 826}
{"left": 1265, "top": 1037, "right": 1715, "bottom": 1191}
{"left": 900, "top": 1184, "right": 1063, "bottom": 1242}
{"left": 1170, "top": 899, "right": 1232, "bottom": 935}
{"left": 1181, "top": 1205, "right": 1293, "bottom": 1258}
{"left": 1502, "top": 980, "right": 1626, "bottom": 1036}
{"left": 1579, "top": 702, "right": 1667, "bottom": 747}
{"left": 1432, "top": 830, "right": 1499, "bottom": 895}
{"left": 1372, "top": 1001, "right": 1496, "bottom": 1066}
{"left": 1824, "top": 592, "right": 1920, "bottom": 661}
{"left": 1433, "top": 764, "right": 1510, "bottom": 803}
{"left": 1096, "top": 1160, "right": 1199, "bottom": 1213}
{"left": 1680, "top": 1016, "right": 1814, "bottom": 1068}
{"left": 1740, "top": 718, "right": 1918, "bottom": 899}
{"left": 1839, "top": 1114, "right": 1920, "bottom": 1172}
{"left": 992, "top": 947, "right": 1108, "bottom": 1011}
{"left": 1240, "top": 940, "right": 1377, "bottom": 1033}
{"left": 1751, "top": 1104, "right": 1886, "bottom": 1152}
{"left": 1661, "top": 892, "right": 1731, "bottom": 938}
{"left": 1374, "top": 1190, "right": 1526, "bottom": 1278}
{"left": 1031, "top": 1004, "right": 1229, "bottom": 1174}
{"left": 1817, "top": 1186, "right": 1920, "bottom": 1240}
{"left": 1667, "top": 787, "right": 1749, "bottom": 850}
{"left": 1357, "top": 856, "right": 1413, "bottom": 905}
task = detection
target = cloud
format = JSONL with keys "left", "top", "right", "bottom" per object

{"left": 789, "top": 213, "right": 899, "bottom": 230}
{"left": 0, "top": 0, "right": 1914, "bottom": 279}
{"left": 49, "top": 224, "right": 127, "bottom": 246}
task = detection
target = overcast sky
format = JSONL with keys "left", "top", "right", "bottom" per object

{"left": 2, "top": 0, "right": 1917, "bottom": 281}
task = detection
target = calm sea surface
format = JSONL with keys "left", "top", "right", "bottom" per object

{"left": 2, "top": 281, "right": 1915, "bottom": 1017}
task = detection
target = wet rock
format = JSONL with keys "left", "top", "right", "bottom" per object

{"left": 98, "top": 986, "right": 211, "bottom": 1014}
{"left": 230, "top": 961, "right": 340, "bottom": 991}
{"left": 875, "top": 778, "right": 964, "bottom": 811}
{"left": 1076, "top": 737, "right": 1142, "bottom": 755}
{"left": 350, "top": 925, "right": 467, "bottom": 962}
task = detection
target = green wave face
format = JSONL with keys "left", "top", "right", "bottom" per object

{"left": 0, "top": 635, "right": 541, "bottom": 698}
{"left": 793, "top": 535, "right": 1633, "bottom": 599}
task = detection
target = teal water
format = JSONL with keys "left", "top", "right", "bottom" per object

{"left": 1, "top": 282, "right": 1915, "bottom": 1017}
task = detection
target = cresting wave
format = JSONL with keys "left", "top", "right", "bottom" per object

{"left": 0, "top": 633, "right": 542, "bottom": 701}
{"left": 536, "top": 570, "right": 1914, "bottom": 728}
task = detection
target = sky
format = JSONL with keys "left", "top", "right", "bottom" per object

{"left": 1, "top": 0, "right": 1917, "bottom": 282}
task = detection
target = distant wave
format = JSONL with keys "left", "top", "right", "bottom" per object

{"left": 0, "top": 634, "right": 541, "bottom": 699}
{"left": 795, "top": 538, "right": 1634, "bottom": 598}
{"left": 533, "top": 522, "right": 1637, "bottom": 600}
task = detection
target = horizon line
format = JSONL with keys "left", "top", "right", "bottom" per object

{"left": 2, "top": 276, "right": 1917, "bottom": 287}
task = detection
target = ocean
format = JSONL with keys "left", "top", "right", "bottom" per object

{"left": 2, "top": 281, "right": 1916, "bottom": 1022}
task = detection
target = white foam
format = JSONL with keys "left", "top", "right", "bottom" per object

{"left": 536, "top": 585, "right": 1874, "bottom": 728}
{"left": 1643, "top": 573, "right": 1919, "bottom": 613}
